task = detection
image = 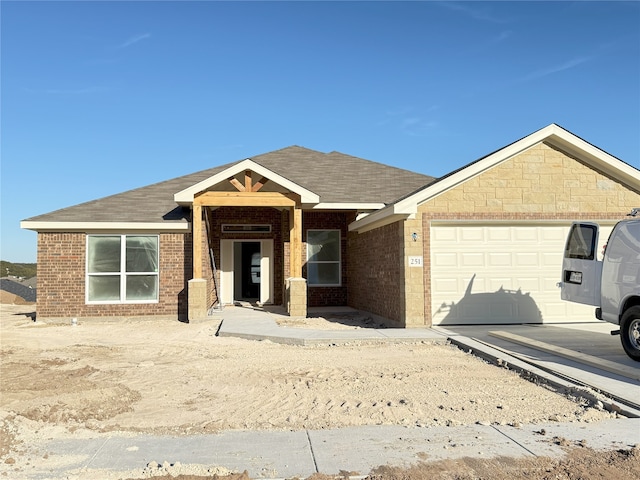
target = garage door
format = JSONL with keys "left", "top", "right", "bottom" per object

{"left": 430, "top": 223, "right": 613, "bottom": 325}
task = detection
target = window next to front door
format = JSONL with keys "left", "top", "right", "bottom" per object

{"left": 306, "top": 229, "right": 341, "bottom": 286}
{"left": 86, "top": 235, "right": 159, "bottom": 303}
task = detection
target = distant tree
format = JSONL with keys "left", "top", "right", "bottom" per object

{"left": 0, "top": 261, "right": 37, "bottom": 279}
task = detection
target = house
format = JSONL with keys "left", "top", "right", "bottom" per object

{"left": 21, "top": 124, "right": 640, "bottom": 326}
{"left": 0, "top": 277, "right": 36, "bottom": 304}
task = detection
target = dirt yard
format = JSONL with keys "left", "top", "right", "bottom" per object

{"left": 1, "top": 301, "right": 638, "bottom": 479}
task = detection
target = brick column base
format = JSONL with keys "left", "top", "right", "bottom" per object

{"left": 188, "top": 278, "right": 208, "bottom": 322}
{"left": 285, "top": 277, "right": 307, "bottom": 317}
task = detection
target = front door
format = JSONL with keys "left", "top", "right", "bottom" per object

{"left": 238, "top": 242, "right": 260, "bottom": 300}
{"left": 220, "top": 239, "right": 273, "bottom": 305}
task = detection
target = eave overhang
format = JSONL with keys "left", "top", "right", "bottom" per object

{"left": 312, "top": 202, "right": 385, "bottom": 211}
{"left": 348, "top": 204, "right": 415, "bottom": 234}
{"left": 20, "top": 221, "right": 189, "bottom": 232}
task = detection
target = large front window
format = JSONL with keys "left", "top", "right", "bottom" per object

{"left": 87, "top": 235, "right": 159, "bottom": 303}
{"left": 306, "top": 230, "right": 341, "bottom": 286}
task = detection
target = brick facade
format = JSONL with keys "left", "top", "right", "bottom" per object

{"left": 303, "top": 211, "right": 351, "bottom": 307}
{"left": 36, "top": 207, "right": 355, "bottom": 320}
{"left": 31, "top": 141, "right": 639, "bottom": 325}
{"left": 200, "top": 208, "right": 352, "bottom": 308}
{"left": 347, "top": 222, "right": 405, "bottom": 325}
{"left": 36, "top": 232, "right": 190, "bottom": 321}
{"left": 206, "top": 206, "right": 286, "bottom": 305}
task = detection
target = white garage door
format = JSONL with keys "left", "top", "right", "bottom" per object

{"left": 430, "top": 223, "right": 613, "bottom": 325}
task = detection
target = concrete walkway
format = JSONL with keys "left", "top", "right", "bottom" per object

{"left": 216, "top": 305, "right": 448, "bottom": 345}
{"left": 6, "top": 306, "right": 640, "bottom": 479}
{"left": 9, "top": 419, "right": 640, "bottom": 479}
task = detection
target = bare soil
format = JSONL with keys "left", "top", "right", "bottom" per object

{"left": 0, "top": 303, "right": 637, "bottom": 479}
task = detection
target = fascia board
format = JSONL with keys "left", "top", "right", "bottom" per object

{"left": 174, "top": 159, "right": 320, "bottom": 205}
{"left": 348, "top": 211, "right": 409, "bottom": 234}
{"left": 350, "top": 124, "right": 639, "bottom": 234}
{"left": 312, "top": 202, "right": 386, "bottom": 210}
{"left": 348, "top": 203, "right": 407, "bottom": 233}
{"left": 350, "top": 124, "right": 602, "bottom": 233}
{"left": 20, "top": 221, "right": 190, "bottom": 232}
{"left": 394, "top": 124, "right": 639, "bottom": 213}
{"left": 393, "top": 125, "right": 560, "bottom": 214}
{"left": 545, "top": 130, "right": 640, "bottom": 189}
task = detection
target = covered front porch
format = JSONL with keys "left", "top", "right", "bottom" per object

{"left": 185, "top": 168, "right": 308, "bottom": 321}
{"left": 171, "top": 156, "right": 383, "bottom": 323}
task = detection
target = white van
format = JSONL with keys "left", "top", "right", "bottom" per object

{"left": 559, "top": 209, "right": 640, "bottom": 361}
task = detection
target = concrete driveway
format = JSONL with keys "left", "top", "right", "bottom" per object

{"left": 436, "top": 322, "right": 640, "bottom": 414}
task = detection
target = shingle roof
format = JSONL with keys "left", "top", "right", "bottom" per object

{"left": 23, "top": 146, "right": 435, "bottom": 225}
{"left": 250, "top": 147, "right": 435, "bottom": 204}
{"left": 0, "top": 278, "right": 36, "bottom": 303}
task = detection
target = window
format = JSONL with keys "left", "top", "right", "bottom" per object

{"left": 87, "top": 235, "right": 159, "bottom": 303}
{"left": 564, "top": 224, "right": 597, "bottom": 261}
{"left": 306, "top": 230, "right": 341, "bottom": 286}
{"left": 222, "top": 224, "right": 271, "bottom": 233}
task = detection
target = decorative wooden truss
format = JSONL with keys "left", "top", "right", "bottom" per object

{"left": 192, "top": 170, "right": 302, "bottom": 279}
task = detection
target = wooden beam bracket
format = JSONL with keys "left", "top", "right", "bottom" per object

{"left": 229, "top": 176, "right": 245, "bottom": 192}
{"left": 194, "top": 191, "right": 300, "bottom": 207}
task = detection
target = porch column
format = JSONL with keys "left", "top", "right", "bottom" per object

{"left": 289, "top": 205, "right": 302, "bottom": 277}
{"left": 193, "top": 203, "right": 203, "bottom": 279}
{"left": 188, "top": 203, "right": 207, "bottom": 321}
{"left": 287, "top": 204, "right": 307, "bottom": 317}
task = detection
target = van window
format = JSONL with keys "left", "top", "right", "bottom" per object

{"left": 564, "top": 224, "right": 597, "bottom": 260}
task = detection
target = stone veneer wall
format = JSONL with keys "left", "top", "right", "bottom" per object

{"left": 417, "top": 142, "right": 640, "bottom": 326}
{"left": 347, "top": 222, "right": 405, "bottom": 326}
{"left": 402, "top": 216, "right": 426, "bottom": 327}
{"left": 36, "top": 232, "right": 190, "bottom": 321}
{"left": 425, "top": 143, "right": 639, "bottom": 214}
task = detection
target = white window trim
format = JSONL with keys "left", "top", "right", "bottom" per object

{"left": 221, "top": 224, "right": 272, "bottom": 233}
{"left": 306, "top": 229, "right": 342, "bottom": 287}
{"left": 86, "top": 234, "right": 159, "bottom": 304}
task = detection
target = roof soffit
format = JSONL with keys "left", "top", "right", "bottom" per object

{"left": 174, "top": 159, "right": 320, "bottom": 205}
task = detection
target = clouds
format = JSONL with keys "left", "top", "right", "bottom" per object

{"left": 380, "top": 106, "right": 440, "bottom": 137}
{"left": 402, "top": 117, "right": 439, "bottom": 137}
{"left": 22, "top": 32, "right": 151, "bottom": 95}
{"left": 520, "top": 56, "right": 592, "bottom": 83}
{"left": 435, "top": 1, "right": 511, "bottom": 24}
{"left": 117, "top": 33, "right": 151, "bottom": 49}
{"left": 491, "top": 30, "right": 512, "bottom": 45}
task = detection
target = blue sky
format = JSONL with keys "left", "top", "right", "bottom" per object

{"left": 2, "top": 1, "right": 639, "bottom": 263}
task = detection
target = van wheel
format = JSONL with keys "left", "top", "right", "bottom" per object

{"left": 620, "top": 306, "right": 640, "bottom": 361}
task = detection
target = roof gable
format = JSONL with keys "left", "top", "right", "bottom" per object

{"left": 350, "top": 124, "right": 640, "bottom": 233}
{"left": 174, "top": 159, "right": 320, "bottom": 205}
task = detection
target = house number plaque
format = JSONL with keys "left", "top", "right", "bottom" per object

{"left": 408, "top": 256, "right": 423, "bottom": 267}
